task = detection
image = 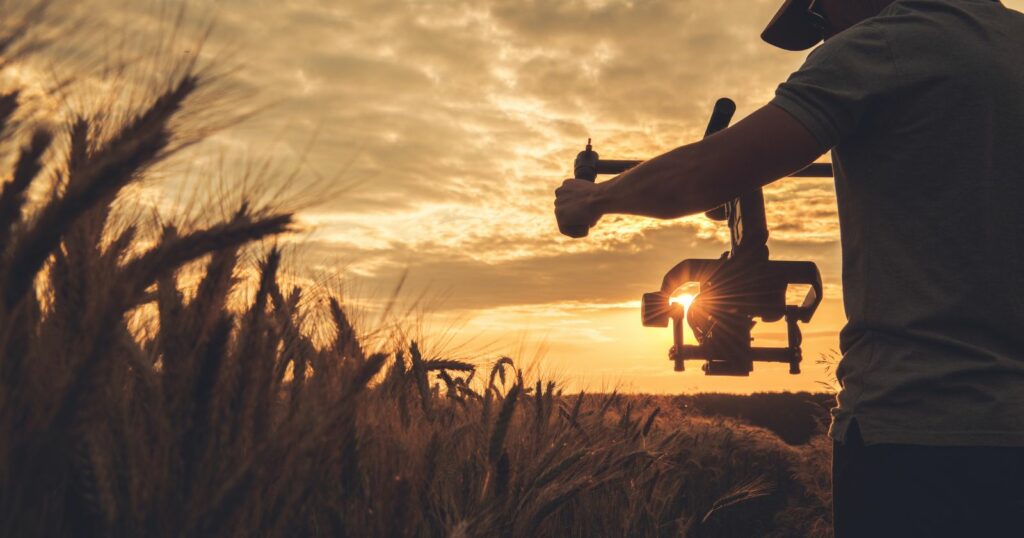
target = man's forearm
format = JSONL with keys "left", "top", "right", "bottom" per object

{"left": 589, "top": 140, "right": 731, "bottom": 220}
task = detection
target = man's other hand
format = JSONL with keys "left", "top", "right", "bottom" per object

{"left": 555, "top": 178, "right": 602, "bottom": 238}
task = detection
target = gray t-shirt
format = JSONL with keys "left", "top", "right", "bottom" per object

{"left": 771, "top": 0, "right": 1024, "bottom": 446}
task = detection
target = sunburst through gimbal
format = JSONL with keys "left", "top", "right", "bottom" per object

{"left": 671, "top": 293, "right": 696, "bottom": 311}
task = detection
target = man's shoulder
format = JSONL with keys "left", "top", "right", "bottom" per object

{"left": 801, "top": 16, "right": 892, "bottom": 70}
{"left": 872, "top": 0, "right": 1024, "bottom": 39}
{"left": 810, "top": 0, "right": 1021, "bottom": 73}
{"left": 833, "top": 0, "right": 940, "bottom": 44}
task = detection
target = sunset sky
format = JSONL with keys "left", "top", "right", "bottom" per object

{"left": 36, "top": 0, "right": 1024, "bottom": 393}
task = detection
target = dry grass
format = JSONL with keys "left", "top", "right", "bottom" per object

{"left": 0, "top": 10, "right": 833, "bottom": 538}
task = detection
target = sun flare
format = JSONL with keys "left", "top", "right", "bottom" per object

{"left": 671, "top": 293, "right": 696, "bottom": 310}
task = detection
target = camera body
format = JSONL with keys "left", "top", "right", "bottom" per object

{"left": 639, "top": 249, "right": 822, "bottom": 376}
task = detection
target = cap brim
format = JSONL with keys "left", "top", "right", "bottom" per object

{"left": 761, "top": 0, "right": 823, "bottom": 51}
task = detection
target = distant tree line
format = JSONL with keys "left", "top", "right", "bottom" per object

{"left": 677, "top": 392, "right": 834, "bottom": 445}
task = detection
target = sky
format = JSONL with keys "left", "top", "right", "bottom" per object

{"left": 28, "top": 0, "right": 1024, "bottom": 393}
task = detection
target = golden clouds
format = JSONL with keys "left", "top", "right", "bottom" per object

{"left": 47, "top": 0, "right": 1024, "bottom": 391}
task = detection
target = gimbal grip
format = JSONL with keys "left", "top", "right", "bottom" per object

{"left": 563, "top": 143, "right": 600, "bottom": 238}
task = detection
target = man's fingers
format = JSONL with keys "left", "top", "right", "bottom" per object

{"left": 553, "top": 205, "right": 572, "bottom": 224}
{"left": 555, "top": 180, "right": 576, "bottom": 204}
{"left": 555, "top": 179, "right": 576, "bottom": 195}
{"left": 554, "top": 178, "right": 597, "bottom": 236}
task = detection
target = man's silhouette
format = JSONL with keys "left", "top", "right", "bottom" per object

{"left": 554, "top": 0, "right": 1024, "bottom": 535}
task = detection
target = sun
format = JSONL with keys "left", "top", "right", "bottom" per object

{"left": 671, "top": 293, "right": 696, "bottom": 310}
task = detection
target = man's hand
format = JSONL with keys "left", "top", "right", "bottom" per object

{"left": 554, "top": 178, "right": 602, "bottom": 237}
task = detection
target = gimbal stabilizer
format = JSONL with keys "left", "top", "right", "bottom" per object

{"left": 571, "top": 98, "right": 831, "bottom": 376}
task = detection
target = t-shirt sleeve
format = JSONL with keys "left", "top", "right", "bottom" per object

{"left": 770, "top": 20, "right": 900, "bottom": 150}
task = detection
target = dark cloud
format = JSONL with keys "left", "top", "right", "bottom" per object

{"left": 296, "top": 219, "right": 843, "bottom": 312}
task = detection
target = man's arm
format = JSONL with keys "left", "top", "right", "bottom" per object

{"left": 554, "top": 104, "right": 827, "bottom": 230}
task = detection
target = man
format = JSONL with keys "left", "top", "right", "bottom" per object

{"left": 554, "top": 0, "right": 1024, "bottom": 535}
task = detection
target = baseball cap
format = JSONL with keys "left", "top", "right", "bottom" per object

{"left": 761, "top": 0, "right": 824, "bottom": 51}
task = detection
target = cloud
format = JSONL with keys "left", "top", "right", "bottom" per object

{"left": 70, "top": 0, "right": 839, "bottom": 314}
{"left": 29, "top": 0, "right": 876, "bottom": 391}
{"left": 295, "top": 218, "right": 842, "bottom": 312}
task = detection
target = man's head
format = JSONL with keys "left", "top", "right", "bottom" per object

{"left": 762, "top": 0, "right": 899, "bottom": 51}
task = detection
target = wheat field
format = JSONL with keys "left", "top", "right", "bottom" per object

{"left": 0, "top": 7, "right": 833, "bottom": 537}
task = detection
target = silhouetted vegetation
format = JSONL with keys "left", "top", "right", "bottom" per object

{"left": 0, "top": 9, "right": 834, "bottom": 537}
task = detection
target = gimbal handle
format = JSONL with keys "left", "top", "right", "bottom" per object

{"left": 649, "top": 258, "right": 823, "bottom": 321}
{"left": 565, "top": 98, "right": 739, "bottom": 238}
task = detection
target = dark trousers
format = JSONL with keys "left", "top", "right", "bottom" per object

{"left": 833, "top": 421, "right": 1024, "bottom": 537}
